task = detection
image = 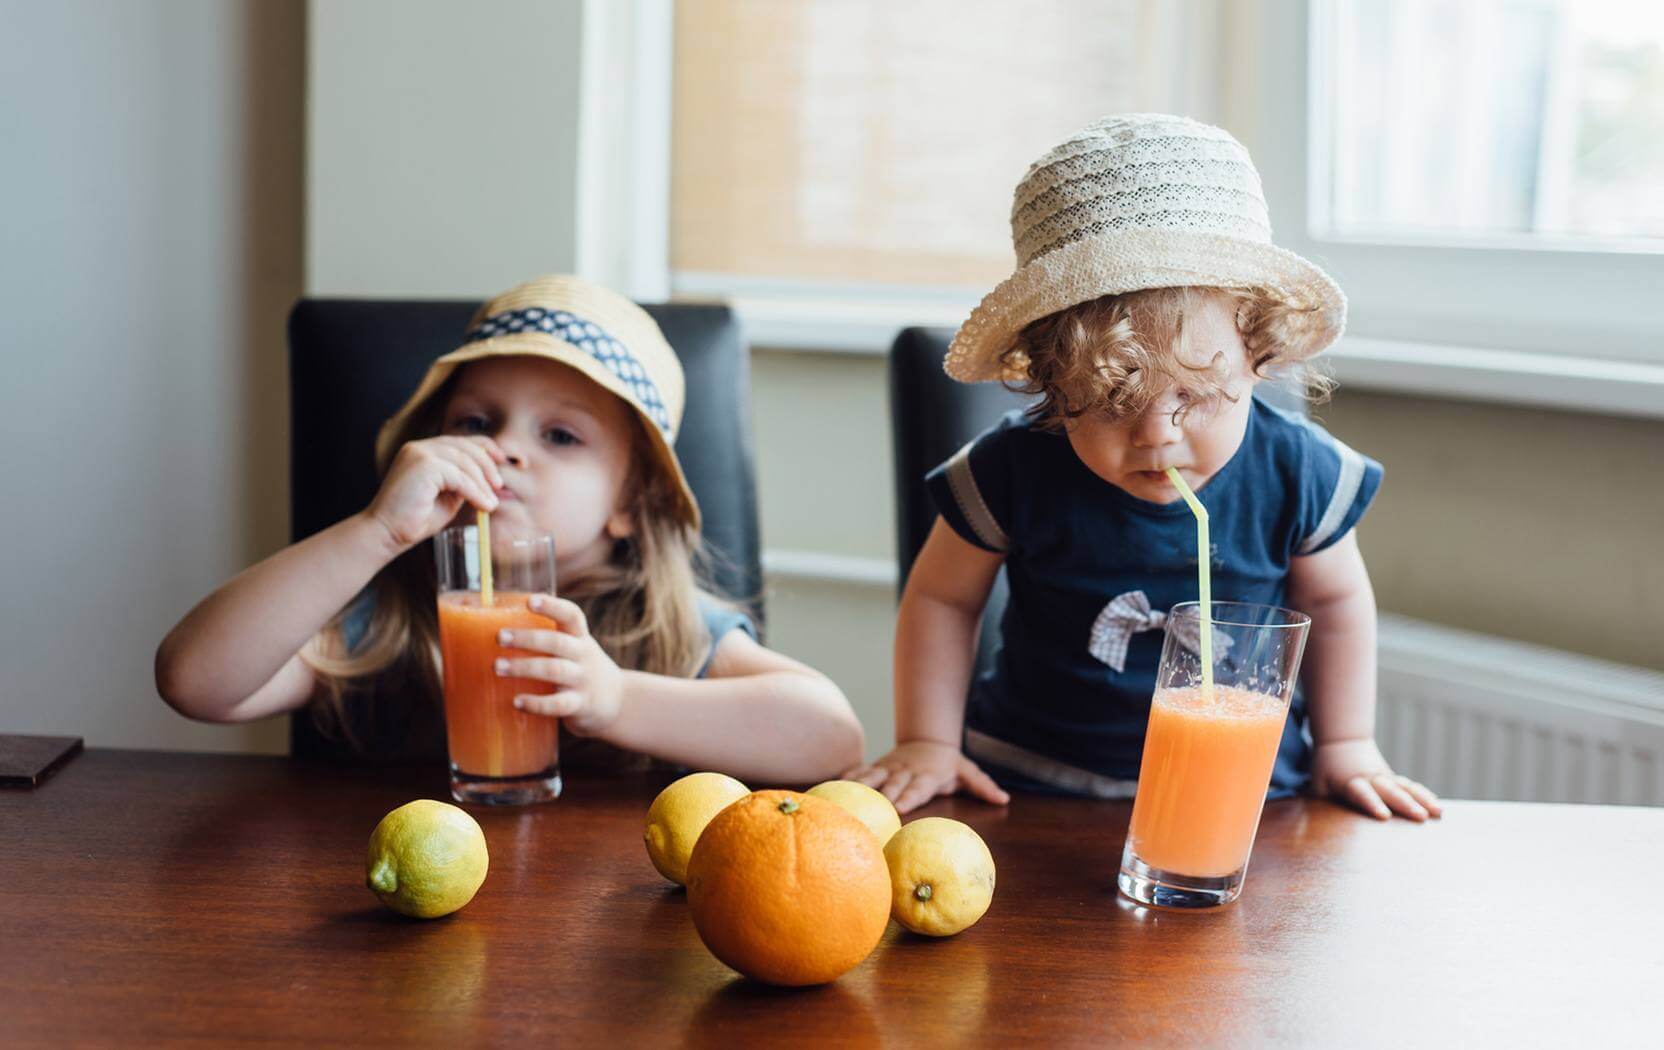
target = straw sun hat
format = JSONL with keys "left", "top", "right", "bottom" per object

{"left": 945, "top": 113, "right": 1347, "bottom": 382}
{"left": 377, "top": 275, "right": 701, "bottom": 530}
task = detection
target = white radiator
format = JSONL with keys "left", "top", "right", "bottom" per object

{"left": 1376, "top": 615, "right": 1664, "bottom": 805}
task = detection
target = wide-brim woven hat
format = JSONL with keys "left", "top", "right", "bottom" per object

{"left": 376, "top": 274, "right": 700, "bottom": 530}
{"left": 945, "top": 113, "right": 1346, "bottom": 382}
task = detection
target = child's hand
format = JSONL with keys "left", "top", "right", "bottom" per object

{"left": 1311, "top": 737, "right": 1443, "bottom": 822}
{"left": 366, "top": 436, "right": 507, "bottom": 552}
{"left": 843, "top": 741, "right": 1011, "bottom": 815}
{"left": 498, "top": 596, "right": 624, "bottom": 737}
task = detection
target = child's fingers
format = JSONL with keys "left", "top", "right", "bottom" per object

{"left": 1343, "top": 775, "right": 1392, "bottom": 820}
{"left": 845, "top": 766, "right": 890, "bottom": 790}
{"left": 528, "top": 595, "right": 588, "bottom": 636}
{"left": 877, "top": 769, "right": 915, "bottom": 804}
{"left": 459, "top": 434, "right": 509, "bottom": 465}
{"left": 425, "top": 448, "right": 498, "bottom": 510}
{"left": 958, "top": 761, "right": 1011, "bottom": 806}
{"left": 1372, "top": 773, "right": 1429, "bottom": 822}
{"left": 513, "top": 690, "right": 582, "bottom": 718}
{"left": 440, "top": 437, "right": 507, "bottom": 487}
{"left": 496, "top": 656, "right": 582, "bottom": 687}
{"left": 1397, "top": 776, "right": 1444, "bottom": 818}
{"left": 892, "top": 775, "right": 943, "bottom": 815}
{"left": 438, "top": 459, "right": 499, "bottom": 512}
{"left": 497, "top": 628, "right": 580, "bottom": 659}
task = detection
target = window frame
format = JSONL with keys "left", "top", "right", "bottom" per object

{"left": 1261, "top": 0, "right": 1664, "bottom": 416}
{"left": 627, "top": 0, "right": 1664, "bottom": 418}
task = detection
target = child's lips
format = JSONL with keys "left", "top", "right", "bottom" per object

{"left": 493, "top": 485, "right": 520, "bottom": 503}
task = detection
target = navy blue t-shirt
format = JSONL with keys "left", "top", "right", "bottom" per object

{"left": 924, "top": 397, "right": 1382, "bottom": 797}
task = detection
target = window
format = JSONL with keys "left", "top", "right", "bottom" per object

{"left": 1240, "top": 0, "right": 1664, "bottom": 407}
{"left": 654, "top": 0, "right": 1664, "bottom": 411}
{"left": 1317, "top": 0, "right": 1664, "bottom": 248}
{"left": 669, "top": 0, "right": 1212, "bottom": 343}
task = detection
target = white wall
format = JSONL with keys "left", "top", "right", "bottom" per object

{"left": 0, "top": 1, "right": 303, "bottom": 753}
{"left": 305, "top": 0, "right": 586, "bottom": 297}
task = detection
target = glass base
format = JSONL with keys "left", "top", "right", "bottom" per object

{"left": 450, "top": 764, "right": 562, "bottom": 805}
{"left": 1117, "top": 847, "right": 1245, "bottom": 909}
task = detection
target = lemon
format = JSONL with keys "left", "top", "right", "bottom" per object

{"left": 365, "top": 799, "right": 489, "bottom": 919}
{"left": 806, "top": 779, "right": 901, "bottom": 846}
{"left": 884, "top": 817, "right": 996, "bottom": 936}
{"left": 644, "top": 772, "right": 750, "bottom": 885}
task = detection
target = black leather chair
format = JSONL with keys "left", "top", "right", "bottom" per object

{"left": 888, "top": 327, "right": 1026, "bottom": 679}
{"left": 288, "top": 298, "right": 762, "bottom": 758}
{"left": 888, "top": 325, "right": 1310, "bottom": 680}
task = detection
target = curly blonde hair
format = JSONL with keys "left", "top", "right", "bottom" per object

{"left": 998, "top": 286, "right": 1337, "bottom": 430}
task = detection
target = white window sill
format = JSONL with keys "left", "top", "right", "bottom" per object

{"left": 695, "top": 288, "right": 1664, "bottom": 421}
{"left": 1326, "top": 339, "right": 1664, "bottom": 421}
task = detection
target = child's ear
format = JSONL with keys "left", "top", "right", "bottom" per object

{"left": 604, "top": 508, "right": 635, "bottom": 541}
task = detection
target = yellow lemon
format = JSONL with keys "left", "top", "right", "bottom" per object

{"left": 365, "top": 799, "right": 489, "bottom": 919}
{"left": 884, "top": 817, "right": 996, "bottom": 936}
{"left": 806, "top": 779, "right": 901, "bottom": 846}
{"left": 644, "top": 771, "right": 750, "bottom": 885}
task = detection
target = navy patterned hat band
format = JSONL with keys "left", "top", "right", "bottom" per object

{"left": 463, "top": 306, "right": 672, "bottom": 434}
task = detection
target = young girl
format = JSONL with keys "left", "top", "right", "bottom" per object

{"left": 156, "top": 275, "right": 863, "bottom": 782}
{"left": 847, "top": 114, "right": 1442, "bottom": 822}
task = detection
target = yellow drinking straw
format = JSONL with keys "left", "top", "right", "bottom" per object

{"left": 1164, "top": 467, "right": 1213, "bottom": 698}
{"left": 476, "top": 508, "right": 494, "bottom": 607}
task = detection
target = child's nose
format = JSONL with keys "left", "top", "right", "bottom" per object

{"left": 1130, "top": 406, "right": 1184, "bottom": 448}
{"left": 494, "top": 434, "right": 528, "bottom": 468}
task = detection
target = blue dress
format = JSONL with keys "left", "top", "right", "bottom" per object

{"left": 924, "top": 397, "right": 1383, "bottom": 798}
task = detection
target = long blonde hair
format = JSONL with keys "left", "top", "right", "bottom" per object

{"left": 299, "top": 368, "right": 715, "bottom": 755}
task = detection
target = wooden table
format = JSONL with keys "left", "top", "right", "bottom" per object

{"left": 4, "top": 750, "right": 1661, "bottom": 1047}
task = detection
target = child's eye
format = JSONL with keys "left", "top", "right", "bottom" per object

{"left": 451, "top": 415, "right": 492, "bottom": 434}
{"left": 544, "top": 427, "right": 581, "bottom": 447}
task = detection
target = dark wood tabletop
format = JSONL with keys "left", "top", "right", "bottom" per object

{"left": 3, "top": 749, "right": 1661, "bottom": 1047}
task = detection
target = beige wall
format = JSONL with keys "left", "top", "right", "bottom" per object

{"left": 1320, "top": 393, "right": 1664, "bottom": 671}
{"left": 1, "top": 1, "right": 303, "bottom": 752}
{"left": 752, "top": 351, "right": 896, "bottom": 562}
{"left": 750, "top": 350, "right": 898, "bottom": 755}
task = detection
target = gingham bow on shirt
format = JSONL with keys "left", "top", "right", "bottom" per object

{"left": 1087, "top": 590, "right": 1232, "bottom": 673}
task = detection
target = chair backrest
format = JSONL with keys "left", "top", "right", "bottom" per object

{"left": 287, "top": 298, "right": 762, "bottom": 758}
{"left": 888, "top": 327, "right": 1027, "bottom": 678}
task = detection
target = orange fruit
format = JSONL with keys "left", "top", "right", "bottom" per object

{"left": 686, "top": 790, "right": 891, "bottom": 986}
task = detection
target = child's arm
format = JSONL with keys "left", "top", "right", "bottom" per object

{"left": 155, "top": 437, "right": 506, "bottom": 723}
{"left": 1289, "top": 530, "right": 1442, "bottom": 821}
{"left": 850, "top": 519, "right": 1011, "bottom": 813}
{"left": 496, "top": 596, "right": 864, "bottom": 783}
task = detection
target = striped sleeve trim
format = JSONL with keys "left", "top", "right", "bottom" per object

{"left": 944, "top": 440, "right": 1010, "bottom": 552}
{"left": 1298, "top": 436, "right": 1367, "bottom": 554}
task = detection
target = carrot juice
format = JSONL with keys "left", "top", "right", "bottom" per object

{"left": 438, "top": 591, "right": 559, "bottom": 780}
{"left": 1125, "top": 685, "right": 1290, "bottom": 878}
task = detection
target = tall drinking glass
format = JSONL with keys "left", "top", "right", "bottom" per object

{"left": 1118, "top": 601, "right": 1311, "bottom": 908}
{"left": 434, "top": 524, "right": 561, "bottom": 805}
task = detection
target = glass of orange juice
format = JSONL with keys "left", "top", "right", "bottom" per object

{"left": 1118, "top": 601, "right": 1311, "bottom": 909}
{"left": 434, "top": 523, "right": 561, "bottom": 805}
